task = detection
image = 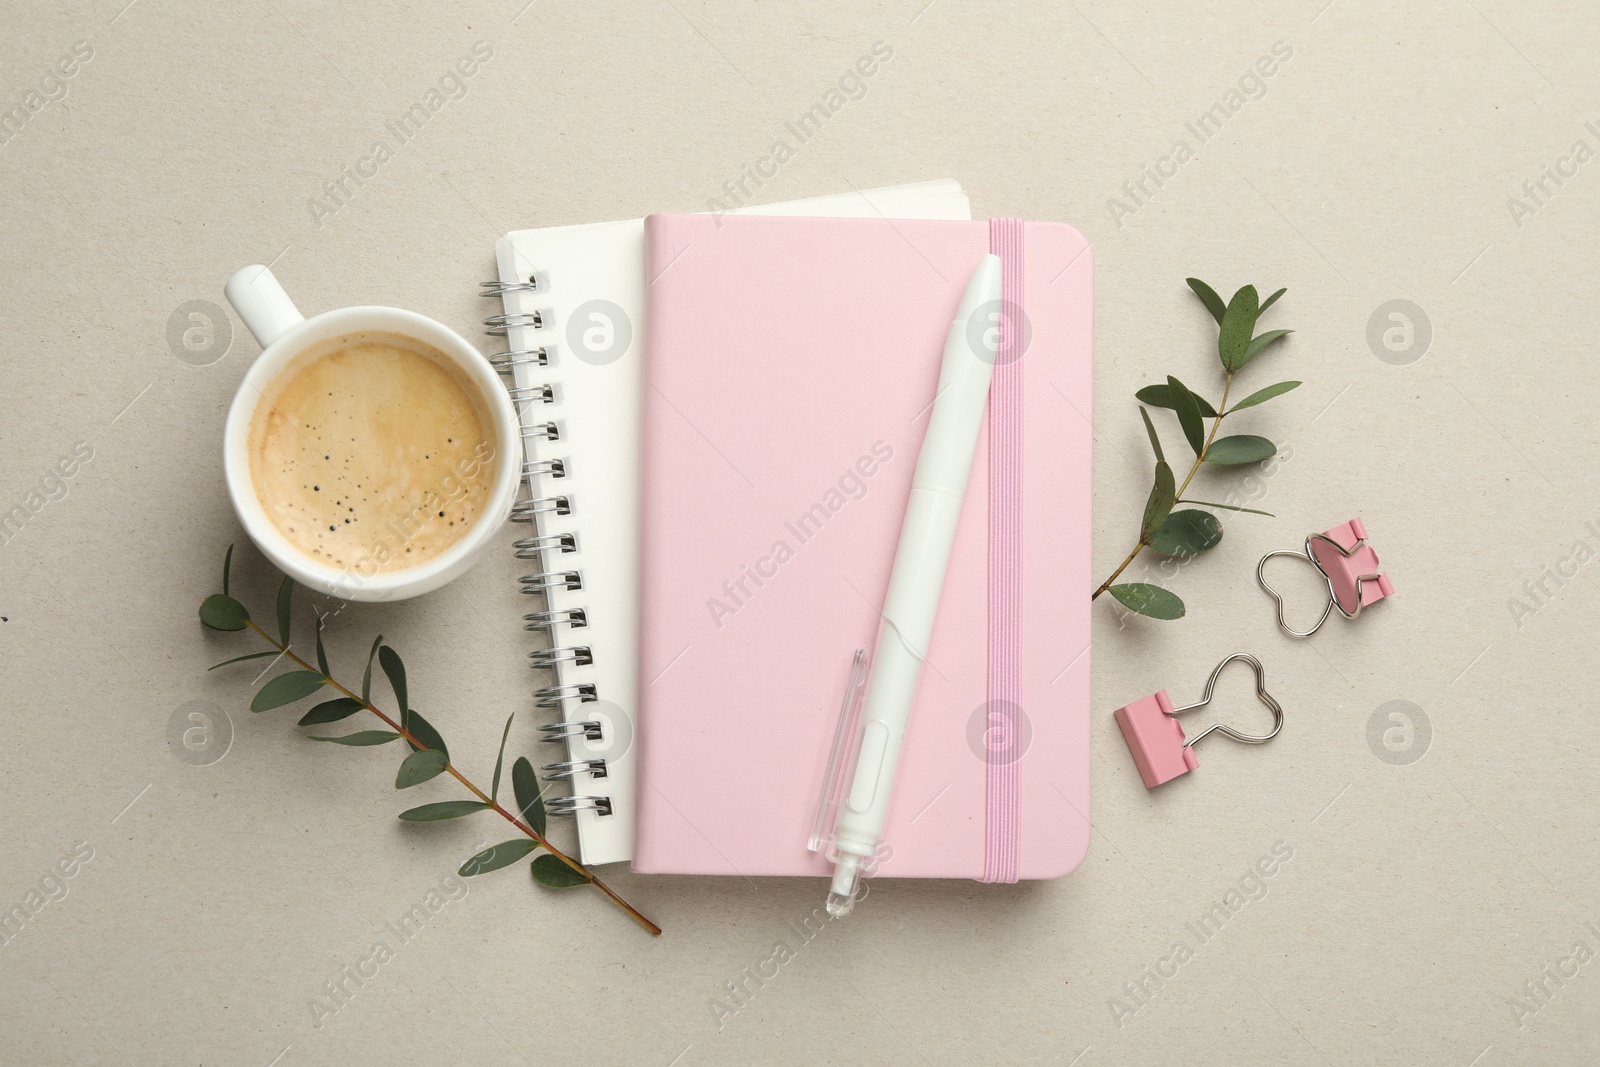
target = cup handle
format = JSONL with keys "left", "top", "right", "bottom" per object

{"left": 225, "top": 265, "right": 305, "bottom": 350}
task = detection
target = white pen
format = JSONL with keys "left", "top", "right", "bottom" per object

{"left": 826, "top": 253, "right": 1003, "bottom": 917}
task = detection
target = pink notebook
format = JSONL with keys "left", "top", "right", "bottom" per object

{"left": 634, "top": 213, "right": 1093, "bottom": 880}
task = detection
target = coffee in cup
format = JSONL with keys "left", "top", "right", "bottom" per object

{"left": 223, "top": 265, "right": 521, "bottom": 602}
{"left": 248, "top": 331, "right": 498, "bottom": 574}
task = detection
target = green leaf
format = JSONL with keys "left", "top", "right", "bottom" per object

{"left": 1135, "top": 384, "right": 1218, "bottom": 418}
{"left": 1218, "top": 285, "right": 1260, "bottom": 371}
{"left": 1228, "top": 381, "right": 1301, "bottom": 412}
{"left": 1238, "top": 329, "right": 1293, "bottom": 370}
{"left": 251, "top": 670, "right": 327, "bottom": 711}
{"left": 1150, "top": 510, "right": 1223, "bottom": 557}
{"left": 399, "top": 800, "right": 488, "bottom": 822}
{"left": 314, "top": 617, "right": 329, "bottom": 677}
{"left": 276, "top": 576, "right": 294, "bottom": 645}
{"left": 379, "top": 645, "right": 407, "bottom": 715}
{"left": 491, "top": 714, "right": 514, "bottom": 803}
{"left": 1140, "top": 461, "right": 1176, "bottom": 543}
{"left": 1186, "top": 278, "right": 1227, "bottom": 326}
{"left": 199, "top": 594, "right": 250, "bottom": 632}
{"left": 1181, "top": 498, "right": 1274, "bottom": 517}
{"left": 459, "top": 839, "right": 539, "bottom": 877}
{"left": 1206, "top": 435, "right": 1278, "bottom": 465}
{"left": 297, "top": 697, "right": 366, "bottom": 726}
{"left": 1108, "top": 583, "right": 1186, "bottom": 620}
{"left": 512, "top": 757, "right": 547, "bottom": 838}
{"left": 207, "top": 650, "right": 279, "bottom": 671}
{"left": 222, "top": 544, "right": 234, "bottom": 597}
{"left": 1139, "top": 407, "right": 1165, "bottom": 464}
{"left": 1167, "top": 376, "right": 1206, "bottom": 456}
{"left": 404, "top": 711, "right": 449, "bottom": 762}
{"left": 531, "top": 854, "right": 589, "bottom": 888}
{"left": 396, "top": 749, "right": 449, "bottom": 789}
{"left": 362, "top": 635, "right": 382, "bottom": 703}
{"left": 311, "top": 730, "right": 400, "bottom": 746}
{"left": 1258, "top": 287, "right": 1286, "bottom": 316}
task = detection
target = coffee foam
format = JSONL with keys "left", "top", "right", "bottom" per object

{"left": 248, "top": 331, "right": 497, "bottom": 575}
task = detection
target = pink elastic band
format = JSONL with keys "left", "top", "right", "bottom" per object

{"left": 983, "top": 218, "right": 1025, "bottom": 884}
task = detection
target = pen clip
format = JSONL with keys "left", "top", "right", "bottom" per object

{"left": 808, "top": 647, "right": 870, "bottom": 854}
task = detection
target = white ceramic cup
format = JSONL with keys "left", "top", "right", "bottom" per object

{"left": 222, "top": 265, "right": 520, "bottom": 602}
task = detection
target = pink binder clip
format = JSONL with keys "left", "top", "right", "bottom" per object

{"left": 1114, "top": 653, "right": 1284, "bottom": 789}
{"left": 1257, "top": 517, "right": 1394, "bottom": 638}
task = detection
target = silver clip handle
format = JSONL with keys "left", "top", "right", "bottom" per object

{"left": 1169, "top": 653, "right": 1284, "bottom": 747}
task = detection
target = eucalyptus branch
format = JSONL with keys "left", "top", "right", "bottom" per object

{"left": 1092, "top": 279, "right": 1297, "bottom": 620}
{"left": 1090, "top": 373, "right": 1236, "bottom": 601}
{"left": 199, "top": 549, "right": 660, "bottom": 935}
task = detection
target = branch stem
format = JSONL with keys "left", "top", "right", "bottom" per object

{"left": 244, "top": 620, "right": 660, "bottom": 936}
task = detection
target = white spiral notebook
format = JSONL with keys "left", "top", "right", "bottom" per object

{"left": 483, "top": 179, "right": 972, "bottom": 865}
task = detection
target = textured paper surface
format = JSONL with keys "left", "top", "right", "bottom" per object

{"left": 1, "top": 1, "right": 1597, "bottom": 1064}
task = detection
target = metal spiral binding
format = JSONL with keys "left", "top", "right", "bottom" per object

{"left": 530, "top": 645, "right": 593, "bottom": 668}
{"left": 508, "top": 383, "right": 556, "bottom": 404}
{"left": 487, "top": 271, "right": 612, "bottom": 823}
{"left": 542, "top": 759, "right": 608, "bottom": 781}
{"left": 524, "top": 607, "right": 586, "bottom": 631}
{"left": 480, "top": 273, "right": 544, "bottom": 296}
{"left": 548, "top": 796, "right": 613, "bottom": 816}
{"left": 485, "top": 311, "right": 545, "bottom": 334}
{"left": 489, "top": 347, "right": 548, "bottom": 374}
{"left": 521, "top": 570, "right": 582, "bottom": 593}
{"left": 539, "top": 715, "right": 601, "bottom": 736}
{"left": 535, "top": 683, "right": 598, "bottom": 709}
{"left": 522, "top": 458, "right": 566, "bottom": 479}
{"left": 510, "top": 495, "right": 570, "bottom": 521}
{"left": 514, "top": 532, "right": 577, "bottom": 558}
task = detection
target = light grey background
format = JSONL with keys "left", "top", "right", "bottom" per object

{"left": 1, "top": 0, "right": 1595, "bottom": 1064}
